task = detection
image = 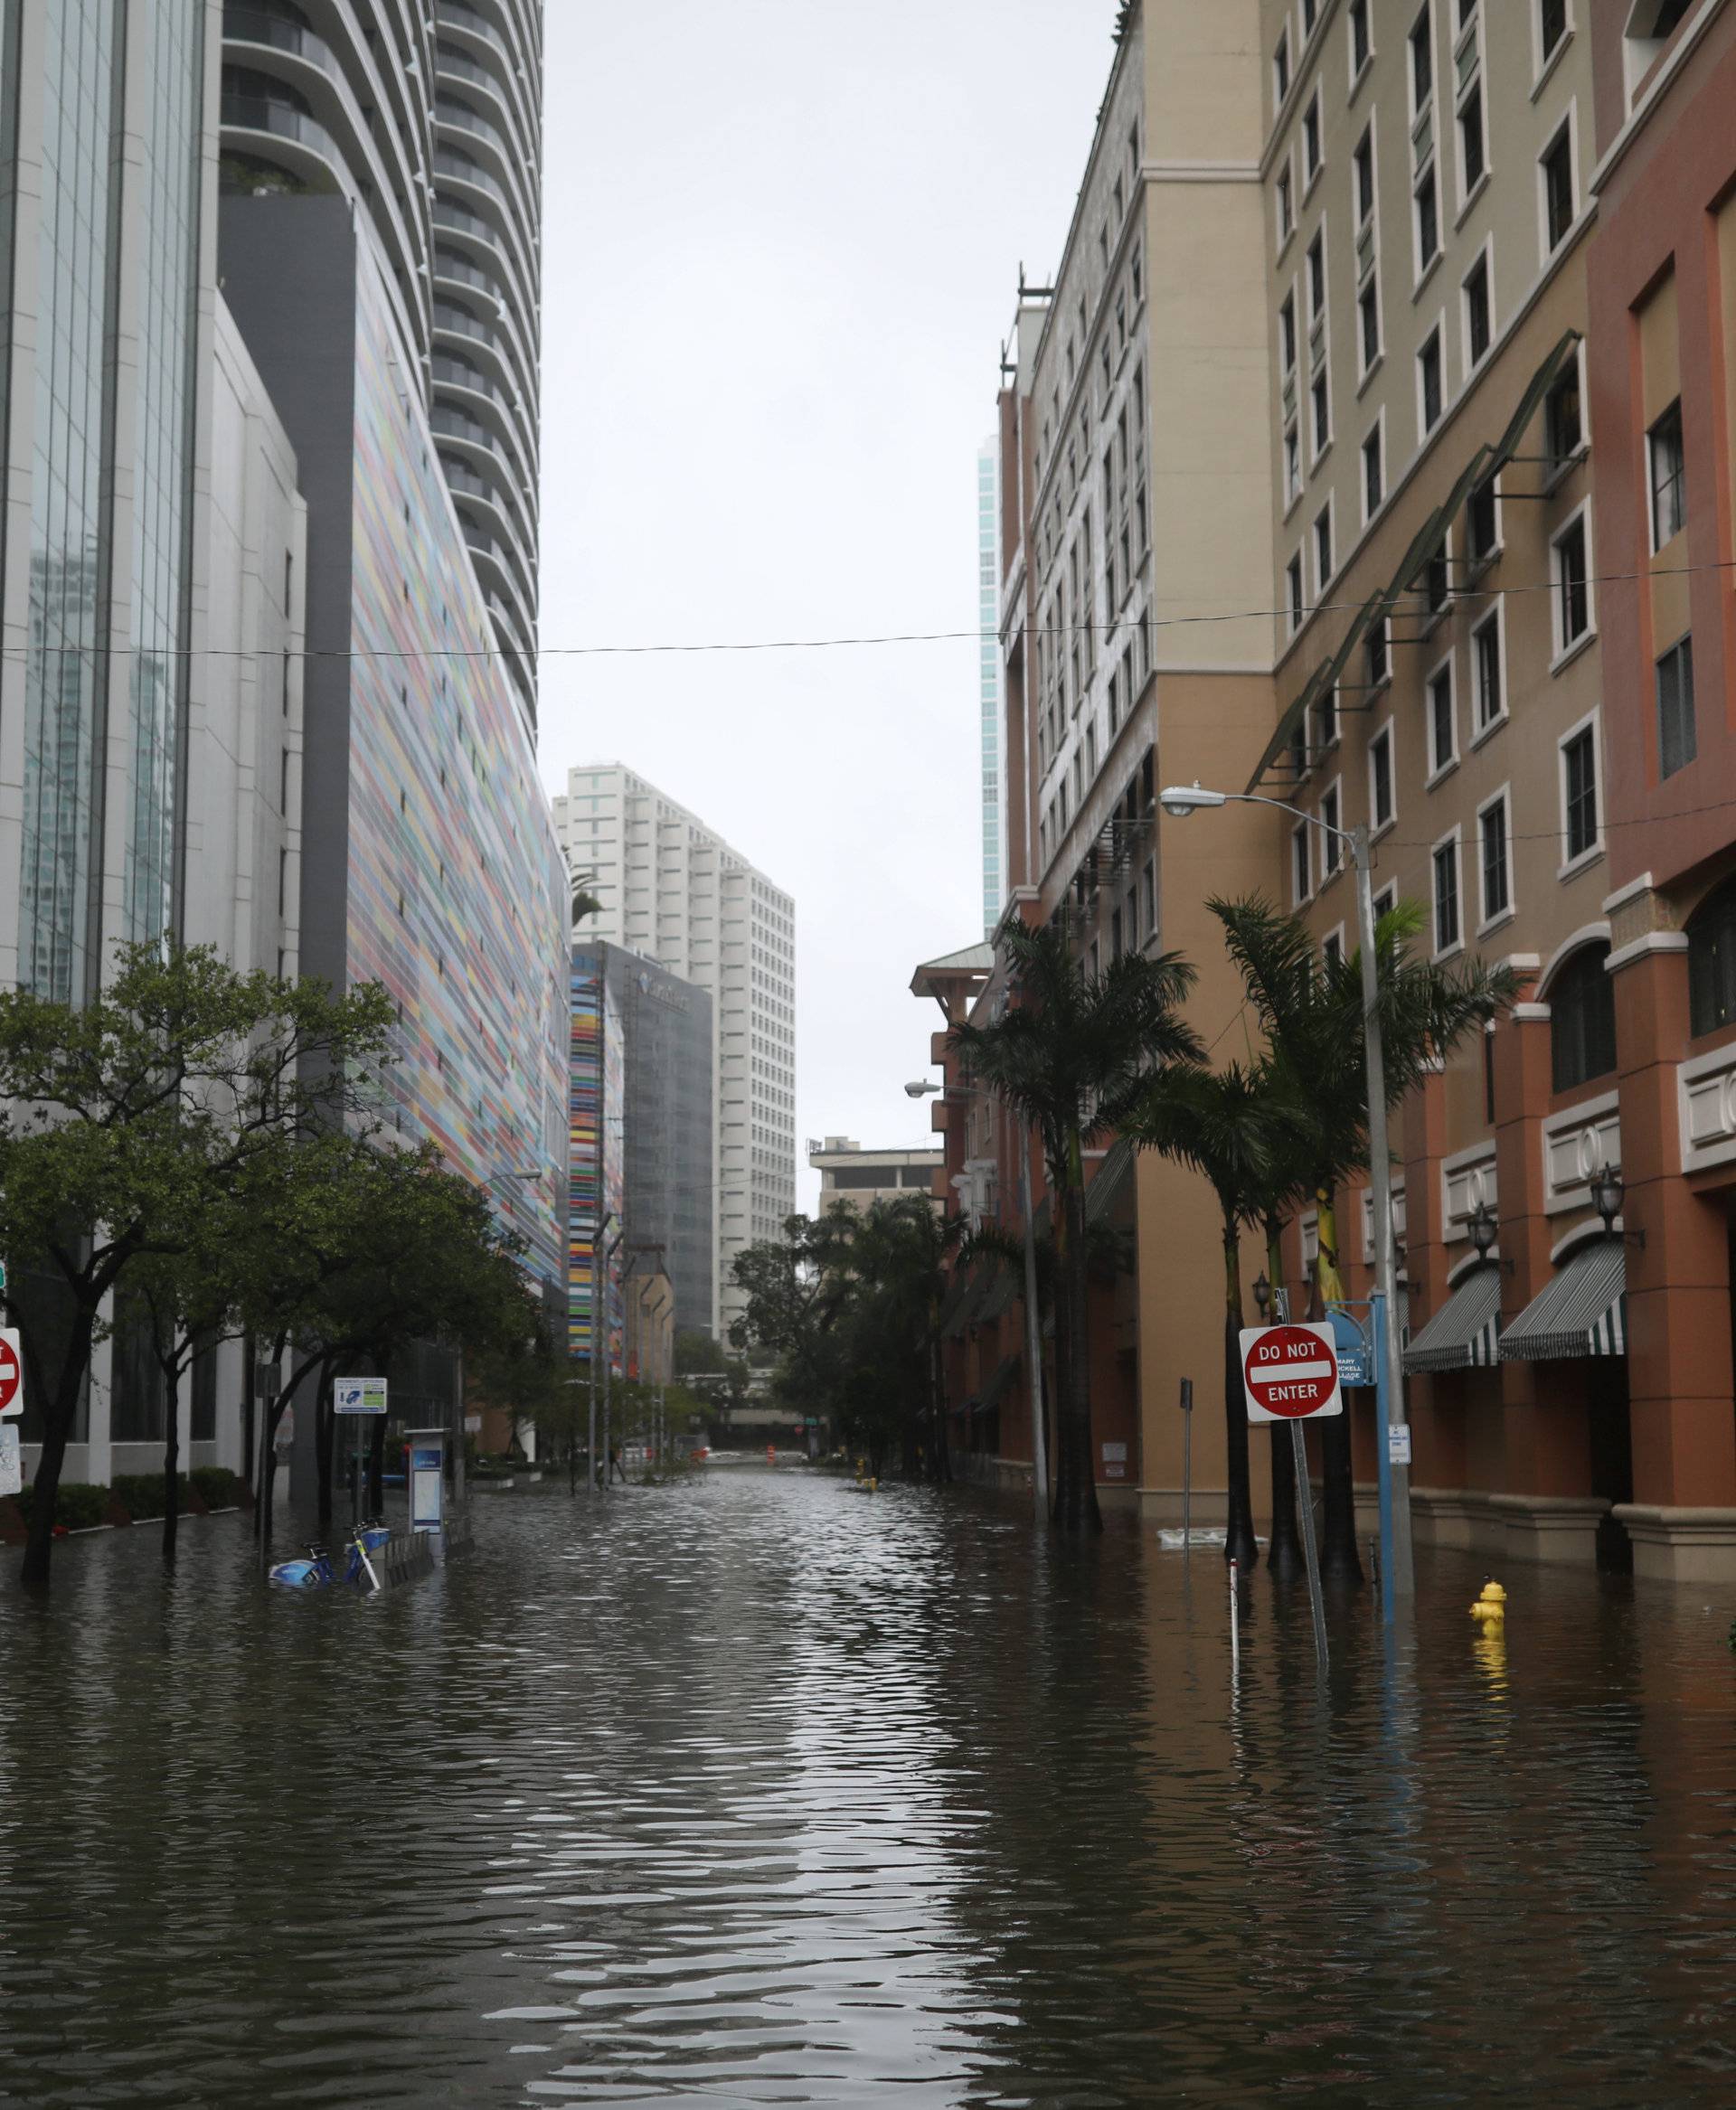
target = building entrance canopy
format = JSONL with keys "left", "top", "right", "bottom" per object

{"left": 1401, "top": 1267, "right": 1503, "bottom": 1375}
{"left": 1499, "top": 1241, "right": 1627, "bottom": 1361}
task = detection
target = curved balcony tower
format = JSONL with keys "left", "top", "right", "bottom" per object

{"left": 220, "top": 0, "right": 542, "bottom": 723}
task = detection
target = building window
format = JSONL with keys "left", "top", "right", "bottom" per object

{"left": 1472, "top": 605, "right": 1504, "bottom": 730}
{"left": 1303, "top": 92, "right": 1323, "bottom": 184}
{"left": 1550, "top": 944, "right": 1617, "bottom": 1093}
{"left": 1142, "top": 857, "right": 1156, "bottom": 937}
{"left": 1464, "top": 251, "right": 1491, "bottom": 367}
{"left": 1478, "top": 793, "right": 1511, "bottom": 924}
{"left": 1546, "top": 354, "right": 1584, "bottom": 470}
{"left": 1363, "top": 424, "right": 1384, "bottom": 520}
{"left": 1687, "top": 877, "right": 1736, "bottom": 1038}
{"left": 1288, "top": 552, "right": 1305, "bottom": 633}
{"left": 1539, "top": 0, "right": 1568, "bottom": 68}
{"left": 1285, "top": 420, "right": 1301, "bottom": 504}
{"left": 1315, "top": 503, "right": 1334, "bottom": 589}
{"left": 1415, "top": 165, "right": 1439, "bottom": 275}
{"left": 1312, "top": 370, "right": 1331, "bottom": 457}
{"left": 1359, "top": 278, "right": 1382, "bottom": 374}
{"left": 1458, "top": 81, "right": 1486, "bottom": 194}
{"left": 1316, "top": 684, "right": 1338, "bottom": 749}
{"left": 1649, "top": 399, "right": 1685, "bottom": 548}
{"left": 1552, "top": 511, "right": 1590, "bottom": 652}
{"left": 1433, "top": 834, "right": 1461, "bottom": 952}
{"left": 1277, "top": 162, "right": 1294, "bottom": 245}
{"left": 1293, "top": 821, "right": 1311, "bottom": 903}
{"left": 1274, "top": 27, "right": 1291, "bottom": 105}
{"left": 1429, "top": 660, "right": 1456, "bottom": 776}
{"left": 1322, "top": 783, "right": 1342, "bottom": 872}
{"left": 1542, "top": 122, "right": 1574, "bottom": 252}
{"left": 1561, "top": 722, "right": 1599, "bottom": 862}
{"left": 1366, "top": 616, "right": 1390, "bottom": 689}
{"left": 1354, "top": 127, "right": 1375, "bottom": 227}
{"left": 1419, "top": 327, "right": 1444, "bottom": 433}
{"left": 1656, "top": 635, "right": 1696, "bottom": 777}
{"left": 1370, "top": 721, "right": 1394, "bottom": 830}
{"left": 1307, "top": 231, "right": 1326, "bottom": 320}
{"left": 1350, "top": 0, "right": 1372, "bottom": 77}
{"left": 1280, "top": 292, "right": 1297, "bottom": 375}
{"left": 1302, "top": 0, "right": 1319, "bottom": 34}
{"left": 1410, "top": 6, "right": 1434, "bottom": 112}
{"left": 1467, "top": 473, "right": 1498, "bottom": 563}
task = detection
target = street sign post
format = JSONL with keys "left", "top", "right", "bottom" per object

{"left": 335, "top": 1378, "right": 387, "bottom": 1532}
{"left": 0, "top": 1328, "right": 23, "bottom": 1419}
{"left": 1240, "top": 1323, "right": 1336, "bottom": 1672}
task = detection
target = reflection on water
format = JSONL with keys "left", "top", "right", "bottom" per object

{"left": 3, "top": 1471, "right": 1736, "bottom": 2105}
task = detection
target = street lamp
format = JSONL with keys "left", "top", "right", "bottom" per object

{"left": 906, "top": 1073, "right": 1049, "bottom": 1525}
{"left": 1252, "top": 1271, "right": 1270, "bottom": 1317}
{"left": 1161, "top": 779, "right": 1415, "bottom": 1603}
{"left": 1467, "top": 1198, "right": 1499, "bottom": 1261}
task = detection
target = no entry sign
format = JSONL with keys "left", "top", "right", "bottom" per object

{"left": 0, "top": 1329, "right": 22, "bottom": 1419}
{"left": 1240, "top": 1322, "right": 1344, "bottom": 1423}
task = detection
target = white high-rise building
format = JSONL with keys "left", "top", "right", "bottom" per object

{"left": 554, "top": 764, "right": 796, "bottom": 1336}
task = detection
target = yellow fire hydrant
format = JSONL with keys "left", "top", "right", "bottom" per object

{"left": 1469, "top": 1578, "right": 1507, "bottom": 1626}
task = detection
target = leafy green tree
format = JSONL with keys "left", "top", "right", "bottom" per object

{"left": 1212, "top": 896, "right": 1519, "bottom": 1578}
{"left": 947, "top": 920, "right": 1202, "bottom": 1532}
{"left": 0, "top": 944, "right": 392, "bottom": 1591}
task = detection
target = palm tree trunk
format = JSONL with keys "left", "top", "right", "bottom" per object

{"left": 1264, "top": 1218, "right": 1304, "bottom": 1580}
{"left": 1222, "top": 1219, "right": 1258, "bottom": 1569}
{"left": 1310, "top": 1185, "right": 1363, "bottom": 1582}
{"left": 1052, "top": 1140, "right": 1101, "bottom": 1534}
{"left": 160, "top": 1349, "right": 182, "bottom": 1568}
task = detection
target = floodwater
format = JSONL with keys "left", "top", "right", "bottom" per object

{"left": 4, "top": 1471, "right": 1736, "bottom": 2106}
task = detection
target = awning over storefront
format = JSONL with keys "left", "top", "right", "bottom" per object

{"left": 1498, "top": 1240, "right": 1626, "bottom": 1361}
{"left": 1086, "top": 1136, "right": 1137, "bottom": 1225}
{"left": 976, "top": 1265, "right": 1022, "bottom": 1323}
{"left": 1401, "top": 1266, "right": 1503, "bottom": 1374}
{"left": 976, "top": 1353, "right": 1020, "bottom": 1417}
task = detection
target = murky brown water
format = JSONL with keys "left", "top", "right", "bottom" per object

{"left": 4, "top": 1468, "right": 1736, "bottom": 2105}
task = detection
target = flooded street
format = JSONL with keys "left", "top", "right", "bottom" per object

{"left": 5, "top": 1467, "right": 1736, "bottom": 2105}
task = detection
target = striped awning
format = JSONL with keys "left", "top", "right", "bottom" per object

{"left": 977, "top": 1353, "right": 1020, "bottom": 1416}
{"left": 976, "top": 1265, "right": 1022, "bottom": 1323}
{"left": 1401, "top": 1266, "right": 1503, "bottom": 1374}
{"left": 1499, "top": 1240, "right": 1627, "bottom": 1362}
{"left": 1086, "top": 1136, "right": 1137, "bottom": 1225}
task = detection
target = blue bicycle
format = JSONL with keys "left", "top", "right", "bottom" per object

{"left": 269, "top": 1521, "right": 389, "bottom": 1593}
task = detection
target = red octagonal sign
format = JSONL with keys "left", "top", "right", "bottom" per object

{"left": 0, "top": 1330, "right": 22, "bottom": 1419}
{"left": 1240, "top": 1322, "right": 1344, "bottom": 1424}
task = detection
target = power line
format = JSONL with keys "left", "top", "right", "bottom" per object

{"left": 4, "top": 556, "right": 1733, "bottom": 663}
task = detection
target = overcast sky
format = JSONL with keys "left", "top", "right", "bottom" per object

{"left": 538, "top": 2, "right": 1114, "bottom": 1210}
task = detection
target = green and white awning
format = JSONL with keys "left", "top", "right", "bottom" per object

{"left": 1499, "top": 1240, "right": 1626, "bottom": 1361}
{"left": 1401, "top": 1267, "right": 1503, "bottom": 1374}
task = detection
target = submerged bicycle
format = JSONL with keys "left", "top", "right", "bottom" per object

{"left": 269, "top": 1520, "right": 390, "bottom": 1593}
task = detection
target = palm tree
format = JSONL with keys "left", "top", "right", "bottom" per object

{"left": 570, "top": 865, "right": 603, "bottom": 928}
{"left": 1212, "top": 894, "right": 1519, "bottom": 1578}
{"left": 948, "top": 918, "right": 1203, "bottom": 1532}
{"left": 1127, "top": 1060, "right": 1290, "bottom": 1570}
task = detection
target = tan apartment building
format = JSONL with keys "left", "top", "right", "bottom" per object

{"left": 808, "top": 1137, "right": 944, "bottom": 1217}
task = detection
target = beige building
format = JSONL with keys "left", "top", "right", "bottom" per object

{"left": 809, "top": 1137, "right": 943, "bottom": 1217}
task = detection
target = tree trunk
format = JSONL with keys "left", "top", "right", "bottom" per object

{"left": 19, "top": 1309, "right": 97, "bottom": 1593}
{"left": 1264, "top": 1219, "right": 1304, "bottom": 1580}
{"left": 1310, "top": 1185, "right": 1364, "bottom": 1583}
{"left": 1221, "top": 1220, "right": 1259, "bottom": 1570}
{"left": 161, "top": 1352, "right": 182, "bottom": 1568}
{"left": 1052, "top": 1143, "right": 1101, "bottom": 1535}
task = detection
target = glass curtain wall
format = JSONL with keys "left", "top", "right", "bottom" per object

{"left": 18, "top": 0, "right": 123, "bottom": 1001}
{"left": 125, "top": 2, "right": 203, "bottom": 944}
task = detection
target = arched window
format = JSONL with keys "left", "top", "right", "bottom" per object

{"left": 1550, "top": 942, "right": 1617, "bottom": 1093}
{"left": 1688, "top": 876, "right": 1736, "bottom": 1038}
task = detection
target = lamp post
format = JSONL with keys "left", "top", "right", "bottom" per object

{"left": 1160, "top": 780, "right": 1415, "bottom": 1603}
{"left": 907, "top": 1075, "right": 1048, "bottom": 1524}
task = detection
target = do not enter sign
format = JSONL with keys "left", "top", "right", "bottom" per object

{"left": 0, "top": 1329, "right": 23, "bottom": 1419}
{"left": 1240, "top": 1322, "right": 1344, "bottom": 1424}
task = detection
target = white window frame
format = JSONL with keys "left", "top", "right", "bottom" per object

{"left": 1279, "top": 280, "right": 1299, "bottom": 381}
{"left": 1347, "top": 0, "right": 1374, "bottom": 94}
{"left": 1354, "top": 118, "right": 1377, "bottom": 235}
{"left": 1544, "top": 336, "right": 1591, "bottom": 487}
{"left": 1476, "top": 783, "right": 1514, "bottom": 933}
{"left": 1368, "top": 715, "right": 1397, "bottom": 839}
{"left": 1358, "top": 272, "right": 1383, "bottom": 386}
{"left": 1373, "top": 880, "right": 1398, "bottom": 921}
{"left": 1413, "top": 156, "right": 1441, "bottom": 287}
{"left": 1409, "top": 3, "right": 1436, "bottom": 123}
{"left": 1549, "top": 497, "right": 1596, "bottom": 668}
{"left": 1322, "top": 922, "right": 1347, "bottom": 972}
{"left": 1362, "top": 410, "right": 1386, "bottom": 526}
{"left": 1460, "top": 235, "right": 1495, "bottom": 378}
{"left": 1416, "top": 319, "right": 1447, "bottom": 440}
{"left": 1319, "top": 776, "right": 1345, "bottom": 882}
{"left": 1292, "top": 818, "right": 1313, "bottom": 904}
{"left": 1275, "top": 151, "right": 1296, "bottom": 253}
{"left": 1454, "top": 47, "right": 1488, "bottom": 221}
{"left": 1538, "top": 108, "right": 1580, "bottom": 264}
{"left": 1533, "top": 0, "right": 1574, "bottom": 91}
{"left": 1284, "top": 416, "right": 1302, "bottom": 513}
{"left": 1425, "top": 647, "right": 1458, "bottom": 786}
{"left": 1273, "top": 23, "right": 1292, "bottom": 112}
{"left": 1307, "top": 221, "right": 1329, "bottom": 328}
{"left": 1314, "top": 491, "right": 1336, "bottom": 596}
{"left": 1431, "top": 824, "right": 1465, "bottom": 960}
{"left": 1557, "top": 705, "right": 1603, "bottom": 877}
{"left": 1310, "top": 364, "right": 1333, "bottom": 466}
{"left": 1466, "top": 463, "right": 1504, "bottom": 572}
{"left": 1648, "top": 396, "right": 1686, "bottom": 551}
{"left": 1302, "top": 84, "right": 1326, "bottom": 197}
{"left": 1469, "top": 597, "right": 1508, "bottom": 745}
{"left": 1288, "top": 551, "right": 1306, "bottom": 636}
